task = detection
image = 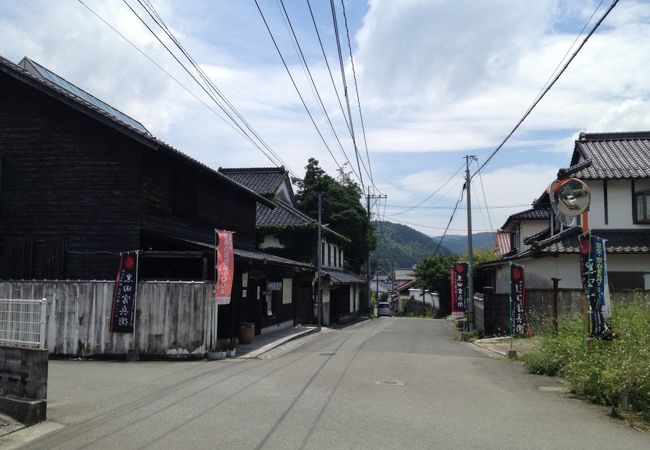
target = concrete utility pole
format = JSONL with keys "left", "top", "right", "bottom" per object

{"left": 366, "top": 188, "right": 387, "bottom": 313}
{"left": 465, "top": 155, "right": 476, "bottom": 330}
{"left": 317, "top": 193, "right": 323, "bottom": 327}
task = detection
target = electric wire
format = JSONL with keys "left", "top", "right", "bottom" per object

{"left": 130, "top": 0, "right": 299, "bottom": 177}
{"left": 384, "top": 204, "right": 528, "bottom": 210}
{"left": 475, "top": 159, "right": 494, "bottom": 234}
{"left": 254, "top": 0, "right": 348, "bottom": 180}
{"left": 138, "top": 0, "right": 299, "bottom": 178}
{"left": 329, "top": 0, "right": 365, "bottom": 192}
{"left": 276, "top": 0, "right": 362, "bottom": 185}
{"left": 473, "top": 0, "right": 619, "bottom": 178}
{"left": 339, "top": 0, "right": 377, "bottom": 191}
{"left": 390, "top": 162, "right": 465, "bottom": 216}
{"left": 434, "top": 187, "right": 465, "bottom": 255}
{"left": 77, "top": 0, "right": 278, "bottom": 164}
{"left": 117, "top": 0, "right": 290, "bottom": 171}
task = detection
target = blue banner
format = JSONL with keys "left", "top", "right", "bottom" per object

{"left": 579, "top": 235, "right": 611, "bottom": 336}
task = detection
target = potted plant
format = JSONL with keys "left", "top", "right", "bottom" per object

{"left": 207, "top": 340, "right": 227, "bottom": 360}
{"left": 238, "top": 322, "right": 255, "bottom": 344}
{"left": 226, "top": 337, "right": 238, "bottom": 358}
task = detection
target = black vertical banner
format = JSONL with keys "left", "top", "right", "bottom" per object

{"left": 110, "top": 252, "right": 139, "bottom": 333}
{"left": 510, "top": 264, "right": 529, "bottom": 336}
{"left": 451, "top": 263, "right": 467, "bottom": 314}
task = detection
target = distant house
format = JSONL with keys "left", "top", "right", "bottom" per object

{"left": 0, "top": 55, "right": 311, "bottom": 338}
{"left": 479, "top": 132, "right": 650, "bottom": 331}
{"left": 219, "top": 167, "right": 365, "bottom": 325}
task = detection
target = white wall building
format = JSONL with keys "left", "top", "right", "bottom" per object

{"left": 484, "top": 131, "right": 650, "bottom": 293}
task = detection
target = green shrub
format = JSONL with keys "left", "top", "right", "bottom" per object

{"left": 523, "top": 299, "right": 650, "bottom": 418}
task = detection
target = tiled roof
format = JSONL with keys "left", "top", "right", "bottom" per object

{"left": 532, "top": 228, "right": 650, "bottom": 254}
{"left": 257, "top": 199, "right": 314, "bottom": 227}
{"left": 567, "top": 132, "right": 650, "bottom": 179}
{"left": 0, "top": 55, "right": 274, "bottom": 208}
{"left": 233, "top": 248, "right": 313, "bottom": 269}
{"left": 523, "top": 227, "right": 551, "bottom": 245}
{"left": 502, "top": 207, "right": 551, "bottom": 229}
{"left": 323, "top": 269, "right": 365, "bottom": 284}
{"left": 257, "top": 199, "right": 350, "bottom": 242}
{"left": 219, "top": 167, "right": 287, "bottom": 195}
{"left": 19, "top": 57, "right": 150, "bottom": 135}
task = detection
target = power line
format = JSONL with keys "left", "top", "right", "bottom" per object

{"left": 329, "top": 0, "right": 365, "bottom": 193}
{"left": 433, "top": 187, "right": 465, "bottom": 255}
{"left": 384, "top": 203, "right": 528, "bottom": 210}
{"left": 390, "top": 162, "right": 465, "bottom": 216}
{"left": 77, "top": 0, "right": 281, "bottom": 165}
{"left": 475, "top": 158, "right": 494, "bottom": 234}
{"left": 473, "top": 0, "right": 619, "bottom": 178}
{"left": 384, "top": 217, "right": 493, "bottom": 233}
{"left": 305, "top": 0, "right": 351, "bottom": 135}
{"left": 339, "top": 0, "right": 376, "bottom": 191}
{"left": 276, "top": 0, "right": 362, "bottom": 185}
{"left": 254, "top": 0, "right": 349, "bottom": 182}
{"left": 136, "top": 0, "right": 299, "bottom": 178}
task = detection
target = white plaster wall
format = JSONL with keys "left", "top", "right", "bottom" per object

{"left": 322, "top": 284, "right": 330, "bottom": 303}
{"left": 258, "top": 234, "right": 284, "bottom": 249}
{"left": 276, "top": 180, "right": 293, "bottom": 203}
{"left": 520, "top": 221, "right": 549, "bottom": 251}
{"left": 495, "top": 253, "right": 650, "bottom": 293}
{"left": 589, "top": 179, "right": 649, "bottom": 229}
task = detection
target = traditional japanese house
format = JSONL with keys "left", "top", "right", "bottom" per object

{"left": 219, "top": 167, "right": 365, "bottom": 325}
{"left": 0, "top": 55, "right": 311, "bottom": 343}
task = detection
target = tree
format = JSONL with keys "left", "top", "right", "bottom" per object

{"left": 293, "top": 158, "right": 376, "bottom": 272}
{"left": 413, "top": 248, "right": 499, "bottom": 317}
{"left": 413, "top": 255, "right": 455, "bottom": 316}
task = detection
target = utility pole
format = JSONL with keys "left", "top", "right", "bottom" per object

{"left": 317, "top": 193, "right": 323, "bottom": 327}
{"left": 366, "top": 187, "right": 387, "bottom": 314}
{"left": 465, "top": 155, "right": 475, "bottom": 330}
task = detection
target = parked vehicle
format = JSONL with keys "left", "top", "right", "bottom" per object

{"left": 377, "top": 302, "right": 392, "bottom": 317}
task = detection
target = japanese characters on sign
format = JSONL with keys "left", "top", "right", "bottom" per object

{"left": 215, "top": 230, "right": 234, "bottom": 305}
{"left": 110, "top": 252, "right": 138, "bottom": 333}
{"left": 450, "top": 263, "right": 467, "bottom": 314}
{"left": 510, "top": 264, "right": 529, "bottom": 336}
{"left": 579, "top": 234, "right": 612, "bottom": 336}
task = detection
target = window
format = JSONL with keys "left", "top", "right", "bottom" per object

{"left": 327, "top": 244, "right": 332, "bottom": 267}
{"left": 634, "top": 191, "right": 650, "bottom": 223}
{"left": 321, "top": 242, "right": 325, "bottom": 265}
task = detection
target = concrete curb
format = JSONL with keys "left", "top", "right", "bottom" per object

{"left": 239, "top": 327, "right": 321, "bottom": 359}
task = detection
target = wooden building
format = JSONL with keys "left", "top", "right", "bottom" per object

{"left": 0, "top": 56, "right": 310, "bottom": 339}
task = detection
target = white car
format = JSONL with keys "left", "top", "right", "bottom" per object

{"left": 377, "top": 302, "right": 392, "bottom": 317}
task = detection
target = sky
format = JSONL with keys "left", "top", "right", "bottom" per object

{"left": 1, "top": 0, "right": 649, "bottom": 238}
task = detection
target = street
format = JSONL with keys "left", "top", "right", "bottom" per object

{"left": 6, "top": 318, "right": 649, "bottom": 449}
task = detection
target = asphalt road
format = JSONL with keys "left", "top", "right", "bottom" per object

{"left": 5, "top": 318, "right": 649, "bottom": 449}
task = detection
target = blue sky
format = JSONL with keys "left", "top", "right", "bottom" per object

{"left": 2, "top": 0, "right": 649, "bottom": 237}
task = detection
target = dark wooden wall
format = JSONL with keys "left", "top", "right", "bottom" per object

{"left": 0, "top": 71, "right": 258, "bottom": 280}
{"left": 0, "top": 74, "right": 142, "bottom": 279}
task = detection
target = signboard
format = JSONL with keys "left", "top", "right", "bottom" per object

{"left": 450, "top": 263, "right": 467, "bottom": 315}
{"left": 267, "top": 281, "right": 282, "bottom": 291}
{"left": 282, "top": 278, "right": 292, "bottom": 304}
{"left": 215, "top": 230, "right": 234, "bottom": 305}
{"left": 579, "top": 234, "right": 612, "bottom": 336}
{"left": 510, "top": 264, "right": 530, "bottom": 336}
{"left": 110, "top": 252, "right": 139, "bottom": 333}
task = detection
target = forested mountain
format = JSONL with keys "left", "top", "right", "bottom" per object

{"left": 431, "top": 232, "right": 495, "bottom": 255}
{"left": 372, "top": 221, "right": 496, "bottom": 269}
{"left": 372, "top": 221, "right": 451, "bottom": 269}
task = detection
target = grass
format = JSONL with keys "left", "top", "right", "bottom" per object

{"left": 522, "top": 298, "right": 650, "bottom": 421}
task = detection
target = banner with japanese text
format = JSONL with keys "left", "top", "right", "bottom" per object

{"left": 450, "top": 263, "right": 467, "bottom": 315}
{"left": 215, "top": 230, "right": 234, "bottom": 305}
{"left": 510, "top": 264, "right": 530, "bottom": 336}
{"left": 110, "top": 252, "right": 139, "bottom": 333}
{"left": 579, "top": 234, "right": 612, "bottom": 336}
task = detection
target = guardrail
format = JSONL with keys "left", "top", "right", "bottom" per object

{"left": 0, "top": 298, "right": 47, "bottom": 349}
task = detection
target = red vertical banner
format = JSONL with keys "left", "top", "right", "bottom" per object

{"left": 215, "top": 230, "right": 234, "bottom": 304}
{"left": 110, "top": 252, "right": 139, "bottom": 333}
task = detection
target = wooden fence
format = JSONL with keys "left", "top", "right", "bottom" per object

{"left": 0, "top": 280, "right": 213, "bottom": 357}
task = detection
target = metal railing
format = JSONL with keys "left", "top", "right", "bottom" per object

{"left": 0, "top": 298, "right": 47, "bottom": 349}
